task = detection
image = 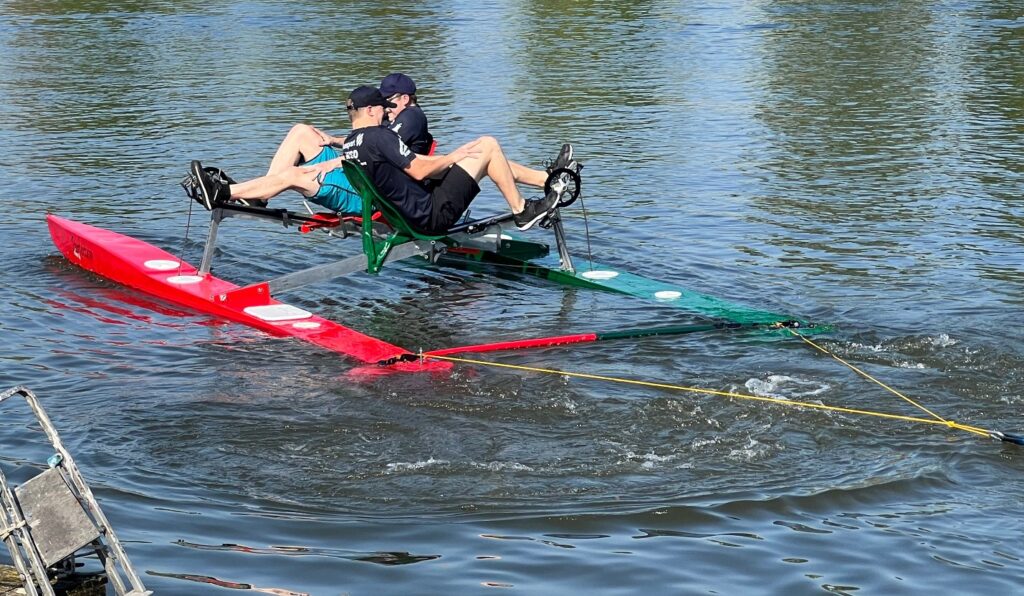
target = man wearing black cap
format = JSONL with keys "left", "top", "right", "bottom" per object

{"left": 340, "top": 85, "right": 571, "bottom": 232}
{"left": 186, "top": 138, "right": 354, "bottom": 213}
{"left": 380, "top": 73, "right": 434, "bottom": 155}
{"left": 184, "top": 75, "right": 433, "bottom": 213}
{"left": 186, "top": 85, "right": 577, "bottom": 232}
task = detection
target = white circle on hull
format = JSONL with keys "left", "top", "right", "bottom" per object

{"left": 243, "top": 304, "right": 313, "bottom": 321}
{"left": 655, "top": 290, "right": 682, "bottom": 300}
{"left": 166, "top": 275, "right": 203, "bottom": 285}
{"left": 144, "top": 259, "right": 181, "bottom": 271}
{"left": 581, "top": 270, "right": 619, "bottom": 280}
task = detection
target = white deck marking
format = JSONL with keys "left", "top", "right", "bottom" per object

{"left": 166, "top": 275, "right": 203, "bottom": 285}
{"left": 144, "top": 259, "right": 182, "bottom": 271}
{"left": 291, "top": 321, "right": 322, "bottom": 330}
{"left": 243, "top": 304, "right": 313, "bottom": 321}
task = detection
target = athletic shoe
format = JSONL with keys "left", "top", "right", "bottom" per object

{"left": 514, "top": 193, "right": 559, "bottom": 231}
{"left": 545, "top": 143, "right": 581, "bottom": 202}
{"left": 547, "top": 143, "right": 574, "bottom": 174}
{"left": 205, "top": 167, "right": 267, "bottom": 208}
{"left": 189, "top": 160, "right": 229, "bottom": 210}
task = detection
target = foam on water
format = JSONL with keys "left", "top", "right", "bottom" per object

{"left": 385, "top": 458, "right": 450, "bottom": 473}
{"left": 727, "top": 437, "right": 774, "bottom": 462}
{"left": 744, "top": 375, "right": 831, "bottom": 400}
{"left": 620, "top": 451, "right": 679, "bottom": 470}
{"left": 478, "top": 461, "right": 535, "bottom": 472}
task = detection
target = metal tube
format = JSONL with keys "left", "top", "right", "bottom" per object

{"left": 550, "top": 212, "right": 575, "bottom": 273}
{"left": 266, "top": 241, "right": 431, "bottom": 295}
{"left": 198, "top": 209, "right": 223, "bottom": 276}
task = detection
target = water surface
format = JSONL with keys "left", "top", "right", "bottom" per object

{"left": 1, "top": 1, "right": 1023, "bottom": 594}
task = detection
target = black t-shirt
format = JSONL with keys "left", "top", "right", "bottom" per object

{"left": 342, "top": 126, "right": 432, "bottom": 228}
{"left": 387, "top": 104, "right": 433, "bottom": 155}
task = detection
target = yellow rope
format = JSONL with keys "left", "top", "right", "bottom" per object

{"left": 422, "top": 354, "right": 992, "bottom": 439}
{"left": 784, "top": 328, "right": 949, "bottom": 423}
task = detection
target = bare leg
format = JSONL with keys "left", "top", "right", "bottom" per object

{"left": 229, "top": 165, "right": 323, "bottom": 202}
{"left": 266, "top": 124, "right": 333, "bottom": 175}
{"left": 509, "top": 161, "right": 547, "bottom": 188}
{"left": 452, "top": 136, "right": 529, "bottom": 213}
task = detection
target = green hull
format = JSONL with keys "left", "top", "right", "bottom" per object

{"left": 444, "top": 233, "right": 827, "bottom": 333}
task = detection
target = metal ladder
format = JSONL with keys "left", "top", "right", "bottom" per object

{"left": 0, "top": 386, "right": 150, "bottom": 596}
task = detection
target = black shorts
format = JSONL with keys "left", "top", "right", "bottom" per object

{"left": 427, "top": 166, "right": 480, "bottom": 233}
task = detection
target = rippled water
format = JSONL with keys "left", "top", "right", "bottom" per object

{"left": 2, "top": 1, "right": 1023, "bottom": 594}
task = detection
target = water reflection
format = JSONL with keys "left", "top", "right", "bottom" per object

{"left": 746, "top": 0, "right": 1024, "bottom": 306}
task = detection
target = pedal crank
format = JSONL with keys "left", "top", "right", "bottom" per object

{"left": 543, "top": 166, "right": 582, "bottom": 209}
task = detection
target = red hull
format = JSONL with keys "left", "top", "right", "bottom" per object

{"left": 46, "top": 214, "right": 447, "bottom": 372}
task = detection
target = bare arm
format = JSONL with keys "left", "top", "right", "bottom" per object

{"left": 310, "top": 125, "right": 347, "bottom": 147}
{"left": 403, "top": 139, "right": 481, "bottom": 181}
{"left": 307, "top": 156, "right": 345, "bottom": 173}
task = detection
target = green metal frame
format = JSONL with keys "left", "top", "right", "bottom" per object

{"left": 342, "top": 160, "right": 448, "bottom": 274}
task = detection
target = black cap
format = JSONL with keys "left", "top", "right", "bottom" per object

{"left": 347, "top": 86, "right": 397, "bottom": 110}
{"left": 380, "top": 73, "right": 417, "bottom": 96}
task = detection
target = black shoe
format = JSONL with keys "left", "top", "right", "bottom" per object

{"left": 547, "top": 143, "right": 574, "bottom": 174}
{"left": 514, "top": 193, "right": 559, "bottom": 231}
{"left": 201, "top": 166, "right": 267, "bottom": 208}
{"left": 189, "top": 160, "right": 230, "bottom": 210}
